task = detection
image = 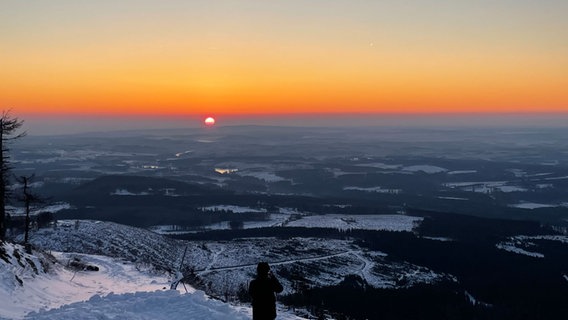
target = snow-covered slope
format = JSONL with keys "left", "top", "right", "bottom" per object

{"left": 1, "top": 243, "right": 48, "bottom": 319}
{"left": 0, "top": 242, "right": 303, "bottom": 320}
{"left": 0, "top": 242, "right": 174, "bottom": 319}
{"left": 21, "top": 220, "right": 184, "bottom": 272}
{"left": 23, "top": 220, "right": 453, "bottom": 303}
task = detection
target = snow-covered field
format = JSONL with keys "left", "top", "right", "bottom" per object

{"left": 509, "top": 202, "right": 556, "bottom": 209}
{"left": 495, "top": 235, "right": 568, "bottom": 258}
{"left": 7, "top": 203, "right": 73, "bottom": 216}
{"left": 286, "top": 214, "right": 422, "bottom": 232}
{"left": 437, "top": 196, "right": 469, "bottom": 201}
{"left": 348, "top": 164, "right": 448, "bottom": 175}
{"left": 495, "top": 243, "right": 544, "bottom": 258}
{"left": 343, "top": 186, "right": 402, "bottom": 194}
{"left": 444, "top": 181, "right": 528, "bottom": 193}
{"left": 152, "top": 213, "right": 421, "bottom": 234}
{"left": 236, "top": 171, "right": 289, "bottom": 182}
{"left": 447, "top": 170, "right": 478, "bottom": 175}
{"left": 355, "top": 162, "right": 402, "bottom": 170}
{"left": 152, "top": 214, "right": 292, "bottom": 234}
{"left": 110, "top": 189, "right": 150, "bottom": 196}
{"left": 403, "top": 165, "right": 447, "bottom": 174}
{"left": 200, "top": 205, "right": 267, "bottom": 213}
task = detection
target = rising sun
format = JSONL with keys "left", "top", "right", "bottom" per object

{"left": 204, "top": 117, "right": 216, "bottom": 126}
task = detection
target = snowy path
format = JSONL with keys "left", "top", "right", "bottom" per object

{"left": 351, "top": 251, "right": 374, "bottom": 279}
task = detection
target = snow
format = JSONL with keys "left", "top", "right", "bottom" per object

{"left": 444, "top": 181, "right": 527, "bottom": 193}
{"left": 25, "top": 291, "right": 254, "bottom": 320}
{"left": 58, "top": 177, "right": 92, "bottom": 185}
{"left": 14, "top": 220, "right": 451, "bottom": 318}
{"left": 1, "top": 252, "right": 173, "bottom": 319}
{"left": 175, "top": 150, "right": 193, "bottom": 157}
{"left": 496, "top": 235, "right": 568, "bottom": 259}
{"left": 447, "top": 170, "right": 477, "bottom": 175}
{"left": 236, "top": 171, "right": 288, "bottom": 182}
{"left": 21, "top": 220, "right": 183, "bottom": 272}
{"left": 493, "top": 234, "right": 568, "bottom": 259}
{"left": 343, "top": 186, "right": 401, "bottom": 194}
{"left": 403, "top": 165, "right": 447, "bottom": 174}
{"left": 509, "top": 202, "right": 556, "bottom": 209}
{"left": 507, "top": 169, "right": 527, "bottom": 178}
{"left": 7, "top": 203, "right": 73, "bottom": 216}
{"left": 111, "top": 189, "right": 180, "bottom": 197}
{"left": 464, "top": 291, "right": 492, "bottom": 308}
{"left": 495, "top": 243, "right": 544, "bottom": 258}
{"left": 355, "top": 163, "right": 402, "bottom": 170}
{"left": 526, "top": 172, "right": 553, "bottom": 178}
{"left": 497, "top": 186, "right": 528, "bottom": 192}
{"left": 437, "top": 196, "right": 469, "bottom": 201}
{"left": 543, "top": 175, "right": 568, "bottom": 181}
{"left": 422, "top": 236, "right": 454, "bottom": 242}
{"left": 200, "top": 205, "right": 267, "bottom": 213}
{"left": 150, "top": 213, "right": 293, "bottom": 234}
{"left": 286, "top": 214, "right": 422, "bottom": 232}
{"left": 111, "top": 189, "right": 150, "bottom": 196}
{"left": 511, "top": 235, "right": 568, "bottom": 244}
{"left": 328, "top": 168, "right": 366, "bottom": 178}
{"left": 1, "top": 243, "right": 303, "bottom": 320}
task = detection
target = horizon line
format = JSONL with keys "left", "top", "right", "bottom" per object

{"left": 16, "top": 110, "right": 568, "bottom": 119}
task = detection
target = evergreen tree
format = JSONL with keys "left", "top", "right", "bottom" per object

{"left": 0, "top": 111, "right": 25, "bottom": 242}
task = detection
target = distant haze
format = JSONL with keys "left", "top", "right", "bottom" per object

{"left": 22, "top": 113, "right": 568, "bottom": 136}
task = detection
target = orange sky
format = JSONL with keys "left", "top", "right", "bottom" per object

{"left": 1, "top": 1, "right": 567, "bottom": 116}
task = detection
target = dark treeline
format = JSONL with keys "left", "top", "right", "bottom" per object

{"left": 282, "top": 278, "right": 484, "bottom": 320}
{"left": 283, "top": 273, "right": 568, "bottom": 320}
{"left": 409, "top": 208, "right": 547, "bottom": 241}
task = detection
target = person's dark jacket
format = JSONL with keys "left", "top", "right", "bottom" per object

{"left": 249, "top": 274, "right": 284, "bottom": 320}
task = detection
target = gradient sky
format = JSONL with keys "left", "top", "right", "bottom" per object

{"left": 1, "top": 0, "right": 567, "bottom": 117}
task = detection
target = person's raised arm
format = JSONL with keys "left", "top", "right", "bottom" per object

{"left": 269, "top": 272, "right": 284, "bottom": 293}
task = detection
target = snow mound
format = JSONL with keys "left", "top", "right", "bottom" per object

{"left": 25, "top": 290, "right": 253, "bottom": 320}
{"left": 1, "top": 244, "right": 174, "bottom": 319}
{"left": 0, "top": 242, "right": 46, "bottom": 296}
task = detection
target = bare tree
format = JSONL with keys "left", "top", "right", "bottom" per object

{"left": 17, "top": 175, "right": 44, "bottom": 253}
{"left": 0, "top": 111, "right": 25, "bottom": 242}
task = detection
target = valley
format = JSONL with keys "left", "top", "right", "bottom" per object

{"left": 6, "top": 125, "right": 568, "bottom": 319}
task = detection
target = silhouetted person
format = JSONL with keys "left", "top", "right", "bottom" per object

{"left": 249, "top": 262, "right": 283, "bottom": 320}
